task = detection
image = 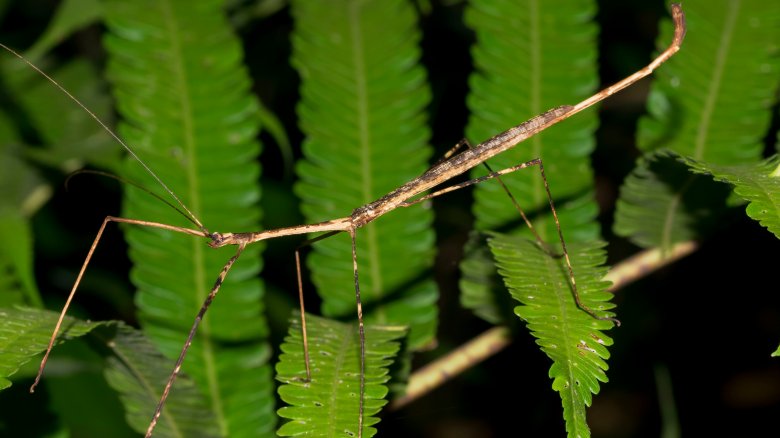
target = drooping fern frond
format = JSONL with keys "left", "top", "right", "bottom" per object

{"left": 613, "top": 150, "right": 733, "bottom": 249}
{"left": 0, "top": 307, "right": 220, "bottom": 437}
{"left": 102, "top": 0, "right": 273, "bottom": 435}
{"left": 276, "top": 314, "right": 406, "bottom": 437}
{"left": 680, "top": 154, "right": 780, "bottom": 240}
{"left": 489, "top": 236, "right": 615, "bottom": 437}
{"left": 614, "top": 0, "right": 780, "bottom": 249}
{"left": 460, "top": 0, "right": 601, "bottom": 324}
{"left": 290, "top": 0, "right": 436, "bottom": 349}
{"left": 101, "top": 322, "right": 220, "bottom": 438}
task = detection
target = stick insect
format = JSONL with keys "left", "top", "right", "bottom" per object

{"left": 3, "top": 3, "right": 686, "bottom": 437}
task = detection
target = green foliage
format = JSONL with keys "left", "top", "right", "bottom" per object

{"left": 613, "top": 150, "right": 733, "bottom": 249}
{"left": 101, "top": 322, "right": 220, "bottom": 438}
{"left": 1, "top": 0, "right": 779, "bottom": 436}
{"left": 103, "top": 0, "right": 273, "bottom": 435}
{"left": 276, "top": 314, "right": 406, "bottom": 437}
{"left": 0, "top": 307, "right": 104, "bottom": 390}
{"left": 0, "top": 213, "right": 39, "bottom": 308}
{"left": 614, "top": 0, "right": 780, "bottom": 249}
{"left": 0, "top": 56, "right": 118, "bottom": 171}
{"left": 0, "top": 307, "right": 220, "bottom": 437}
{"left": 21, "top": 0, "right": 102, "bottom": 63}
{"left": 460, "top": 0, "right": 601, "bottom": 326}
{"left": 291, "top": 0, "right": 437, "bottom": 349}
{"left": 680, "top": 154, "right": 780, "bottom": 240}
{"left": 489, "top": 236, "right": 614, "bottom": 437}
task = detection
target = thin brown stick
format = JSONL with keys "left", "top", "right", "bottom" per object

{"left": 604, "top": 241, "right": 698, "bottom": 291}
{"left": 390, "top": 326, "right": 512, "bottom": 410}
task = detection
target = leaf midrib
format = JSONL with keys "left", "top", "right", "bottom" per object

{"left": 545, "top": 244, "right": 582, "bottom": 435}
{"left": 694, "top": 0, "right": 740, "bottom": 160}
{"left": 160, "top": 0, "right": 225, "bottom": 433}
{"left": 349, "top": 1, "right": 386, "bottom": 322}
{"left": 529, "top": 0, "right": 545, "bottom": 237}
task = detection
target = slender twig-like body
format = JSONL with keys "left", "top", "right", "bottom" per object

{"left": 213, "top": 3, "right": 686, "bottom": 249}
{"left": 4, "top": 4, "right": 686, "bottom": 437}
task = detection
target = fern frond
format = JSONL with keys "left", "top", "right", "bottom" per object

{"left": 276, "top": 314, "right": 406, "bottom": 437}
{"left": 460, "top": 0, "right": 600, "bottom": 324}
{"left": 0, "top": 103, "right": 42, "bottom": 323}
{"left": 103, "top": 0, "right": 273, "bottom": 435}
{"left": 101, "top": 323, "right": 220, "bottom": 438}
{"left": 489, "top": 236, "right": 615, "bottom": 437}
{"left": 0, "top": 307, "right": 220, "bottom": 437}
{"left": 22, "top": 0, "right": 103, "bottom": 63}
{"left": 681, "top": 154, "right": 780, "bottom": 240}
{"left": 291, "top": 0, "right": 436, "bottom": 349}
{"left": 0, "top": 211, "right": 41, "bottom": 308}
{"left": 0, "top": 307, "right": 104, "bottom": 390}
{"left": 614, "top": 150, "right": 732, "bottom": 249}
{"left": 614, "top": 1, "right": 780, "bottom": 248}
{"left": 0, "top": 57, "right": 119, "bottom": 171}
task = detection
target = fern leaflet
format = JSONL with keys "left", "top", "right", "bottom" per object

{"left": 489, "top": 236, "right": 615, "bottom": 437}
{"left": 276, "top": 314, "right": 406, "bottom": 437}
{"left": 614, "top": 0, "right": 780, "bottom": 248}
{"left": 103, "top": 0, "right": 274, "bottom": 435}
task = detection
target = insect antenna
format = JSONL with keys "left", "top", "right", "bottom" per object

{"left": 0, "top": 42, "right": 209, "bottom": 236}
{"left": 66, "top": 169, "right": 205, "bottom": 230}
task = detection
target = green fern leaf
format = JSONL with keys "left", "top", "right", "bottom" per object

{"left": 614, "top": 150, "right": 733, "bottom": 249}
{"left": 459, "top": 236, "right": 514, "bottom": 324}
{"left": 102, "top": 0, "right": 274, "bottom": 435}
{"left": 680, "top": 154, "right": 780, "bottom": 240}
{"left": 22, "top": 0, "right": 103, "bottom": 63}
{"left": 276, "top": 314, "right": 406, "bottom": 437}
{"left": 0, "top": 57, "right": 119, "bottom": 171}
{"left": 290, "top": 0, "right": 436, "bottom": 349}
{"left": 0, "top": 307, "right": 220, "bottom": 437}
{"left": 0, "top": 307, "right": 104, "bottom": 391}
{"left": 101, "top": 323, "right": 220, "bottom": 438}
{"left": 489, "top": 236, "right": 615, "bottom": 437}
{"left": 614, "top": 0, "right": 780, "bottom": 248}
{"left": 460, "top": 0, "right": 601, "bottom": 324}
{"left": 0, "top": 213, "right": 40, "bottom": 308}
{"left": 0, "top": 48, "right": 116, "bottom": 311}
{"left": 0, "top": 141, "right": 48, "bottom": 309}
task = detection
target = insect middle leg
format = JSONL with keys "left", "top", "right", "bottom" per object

{"left": 292, "top": 228, "right": 367, "bottom": 437}
{"left": 403, "top": 146, "right": 619, "bottom": 325}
